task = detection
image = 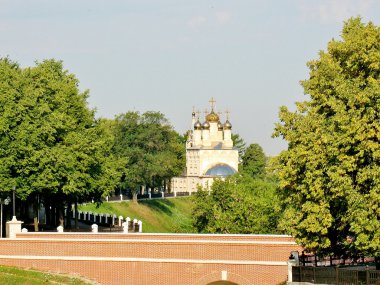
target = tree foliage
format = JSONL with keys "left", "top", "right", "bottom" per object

{"left": 231, "top": 133, "right": 246, "bottom": 157}
{"left": 192, "top": 174, "right": 281, "bottom": 234}
{"left": 0, "top": 58, "right": 120, "bottom": 226}
{"left": 273, "top": 18, "right": 380, "bottom": 257}
{"left": 111, "top": 111, "right": 185, "bottom": 201}
{"left": 240, "top": 143, "right": 267, "bottom": 178}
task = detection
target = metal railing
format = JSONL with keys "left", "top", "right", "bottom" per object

{"left": 292, "top": 266, "right": 380, "bottom": 284}
{"left": 105, "top": 191, "right": 191, "bottom": 202}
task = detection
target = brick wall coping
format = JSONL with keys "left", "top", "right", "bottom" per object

{"left": 6, "top": 238, "right": 296, "bottom": 246}
{"left": 8, "top": 237, "right": 297, "bottom": 245}
{"left": 0, "top": 255, "right": 288, "bottom": 266}
{"left": 15, "top": 233, "right": 295, "bottom": 243}
{"left": 17, "top": 232, "right": 292, "bottom": 238}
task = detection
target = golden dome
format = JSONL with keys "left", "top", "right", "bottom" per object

{"left": 224, "top": 120, "right": 232, "bottom": 130}
{"left": 206, "top": 111, "right": 220, "bottom": 123}
{"left": 194, "top": 120, "right": 202, "bottom": 130}
{"left": 217, "top": 121, "right": 223, "bottom": 130}
{"left": 202, "top": 121, "right": 210, "bottom": 130}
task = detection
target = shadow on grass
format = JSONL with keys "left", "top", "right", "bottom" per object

{"left": 141, "top": 199, "right": 175, "bottom": 216}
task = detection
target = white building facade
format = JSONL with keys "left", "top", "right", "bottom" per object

{"left": 171, "top": 99, "right": 239, "bottom": 194}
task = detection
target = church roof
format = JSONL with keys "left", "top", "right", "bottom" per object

{"left": 224, "top": 119, "right": 232, "bottom": 130}
{"left": 204, "top": 164, "right": 237, "bottom": 177}
{"left": 202, "top": 121, "right": 210, "bottom": 130}
{"left": 206, "top": 110, "right": 220, "bottom": 123}
{"left": 194, "top": 120, "right": 202, "bottom": 130}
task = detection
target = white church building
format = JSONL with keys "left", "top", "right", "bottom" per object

{"left": 171, "top": 98, "right": 239, "bottom": 194}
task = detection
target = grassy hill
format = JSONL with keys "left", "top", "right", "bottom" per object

{"left": 79, "top": 197, "right": 194, "bottom": 233}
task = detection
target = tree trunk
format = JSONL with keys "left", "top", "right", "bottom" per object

{"left": 66, "top": 202, "right": 72, "bottom": 229}
{"left": 132, "top": 191, "right": 138, "bottom": 203}
{"left": 33, "top": 217, "right": 38, "bottom": 232}
{"left": 376, "top": 257, "right": 380, "bottom": 270}
{"left": 33, "top": 195, "right": 39, "bottom": 232}
{"left": 45, "top": 203, "right": 51, "bottom": 227}
{"left": 74, "top": 201, "right": 78, "bottom": 230}
{"left": 314, "top": 253, "right": 318, "bottom": 267}
{"left": 58, "top": 204, "right": 64, "bottom": 227}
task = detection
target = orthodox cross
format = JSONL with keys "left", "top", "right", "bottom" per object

{"left": 225, "top": 109, "right": 230, "bottom": 120}
{"left": 204, "top": 109, "right": 209, "bottom": 119}
{"left": 209, "top": 97, "right": 216, "bottom": 111}
{"left": 196, "top": 110, "right": 201, "bottom": 120}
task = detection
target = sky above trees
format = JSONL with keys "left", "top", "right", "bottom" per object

{"left": 1, "top": 0, "right": 380, "bottom": 155}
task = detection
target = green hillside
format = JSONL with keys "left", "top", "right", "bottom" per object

{"left": 79, "top": 197, "right": 194, "bottom": 233}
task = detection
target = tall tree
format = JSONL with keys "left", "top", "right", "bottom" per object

{"left": 0, "top": 58, "right": 119, "bottom": 228}
{"left": 240, "top": 143, "right": 267, "bottom": 178}
{"left": 112, "top": 111, "right": 185, "bottom": 202}
{"left": 273, "top": 18, "right": 380, "bottom": 261}
{"left": 231, "top": 133, "right": 246, "bottom": 157}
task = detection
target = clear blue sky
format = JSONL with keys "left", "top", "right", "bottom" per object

{"left": 1, "top": 0, "right": 379, "bottom": 155}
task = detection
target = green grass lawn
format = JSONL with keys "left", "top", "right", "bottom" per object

{"left": 79, "top": 197, "right": 195, "bottom": 233}
{"left": 0, "top": 265, "right": 96, "bottom": 285}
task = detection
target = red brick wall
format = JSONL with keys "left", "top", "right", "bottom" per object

{"left": 0, "top": 233, "right": 302, "bottom": 285}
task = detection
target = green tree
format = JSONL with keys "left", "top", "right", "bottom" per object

{"left": 240, "top": 143, "right": 267, "bottom": 178}
{"left": 273, "top": 18, "right": 380, "bottom": 261}
{"left": 192, "top": 175, "right": 280, "bottom": 234}
{"left": 0, "top": 58, "right": 119, "bottom": 229}
{"left": 231, "top": 133, "right": 246, "bottom": 157}
{"left": 112, "top": 111, "right": 185, "bottom": 202}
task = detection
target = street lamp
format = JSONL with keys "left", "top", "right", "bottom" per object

{"left": 0, "top": 197, "right": 11, "bottom": 238}
{"left": 12, "top": 186, "right": 16, "bottom": 219}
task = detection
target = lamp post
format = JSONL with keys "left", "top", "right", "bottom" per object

{"left": 12, "top": 186, "right": 16, "bottom": 220}
{"left": 0, "top": 197, "right": 11, "bottom": 238}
